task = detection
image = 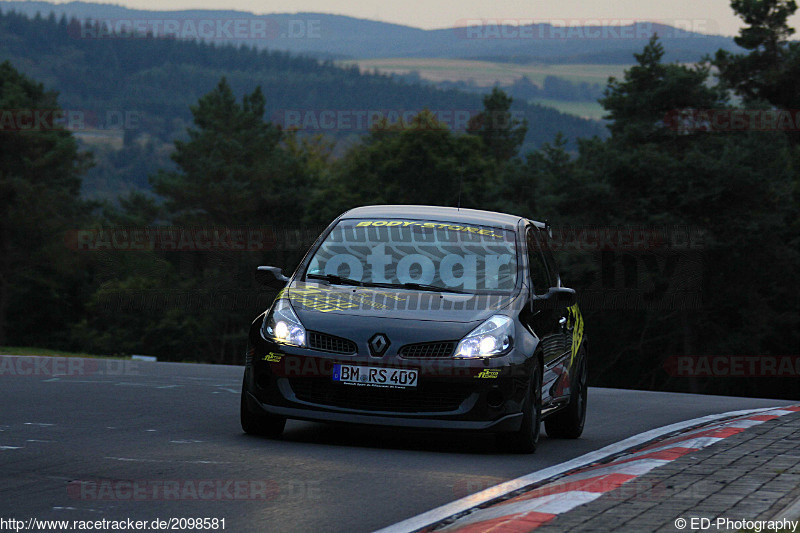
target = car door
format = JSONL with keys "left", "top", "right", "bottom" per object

{"left": 524, "top": 226, "right": 573, "bottom": 402}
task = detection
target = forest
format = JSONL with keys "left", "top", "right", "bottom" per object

{"left": 1, "top": 0, "right": 798, "bottom": 399}
{"left": 0, "top": 9, "right": 604, "bottom": 199}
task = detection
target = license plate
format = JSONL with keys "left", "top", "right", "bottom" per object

{"left": 332, "top": 364, "right": 418, "bottom": 388}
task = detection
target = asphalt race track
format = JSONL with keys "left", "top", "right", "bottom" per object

{"left": 0, "top": 356, "right": 793, "bottom": 532}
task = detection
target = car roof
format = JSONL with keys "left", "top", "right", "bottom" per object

{"left": 340, "top": 205, "right": 545, "bottom": 229}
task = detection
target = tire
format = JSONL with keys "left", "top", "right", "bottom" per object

{"left": 496, "top": 358, "right": 542, "bottom": 454}
{"left": 240, "top": 375, "right": 286, "bottom": 438}
{"left": 545, "top": 349, "right": 587, "bottom": 439}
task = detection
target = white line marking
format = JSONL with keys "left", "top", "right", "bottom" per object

{"left": 512, "top": 490, "right": 603, "bottom": 515}
{"left": 24, "top": 422, "right": 55, "bottom": 427}
{"left": 0, "top": 446, "right": 23, "bottom": 450}
{"left": 375, "top": 405, "right": 787, "bottom": 533}
{"left": 547, "top": 458, "right": 673, "bottom": 481}
{"left": 762, "top": 409, "right": 797, "bottom": 416}
{"left": 726, "top": 419, "right": 769, "bottom": 428}
{"left": 443, "top": 490, "right": 603, "bottom": 529}
{"left": 104, "top": 456, "right": 231, "bottom": 465}
{"left": 105, "top": 456, "right": 165, "bottom": 463}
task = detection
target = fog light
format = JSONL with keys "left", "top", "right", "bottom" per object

{"left": 486, "top": 388, "right": 504, "bottom": 408}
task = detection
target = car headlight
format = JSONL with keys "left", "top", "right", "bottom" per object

{"left": 261, "top": 299, "right": 307, "bottom": 347}
{"left": 455, "top": 315, "right": 514, "bottom": 358}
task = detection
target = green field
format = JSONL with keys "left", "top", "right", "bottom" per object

{"left": 343, "top": 58, "right": 627, "bottom": 121}
{"left": 531, "top": 98, "right": 607, "bottom": 121}
{"left": 345, "top": 58, "right": 632, "bottom": 87}
{"left": 0, "top": 346, "right": 120, "bottom": 358}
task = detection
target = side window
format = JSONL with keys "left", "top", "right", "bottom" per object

{"left": 537, "top": 229, "right": 560, "bottom": 287}
{"left": 527, "top": 228, "right": 552, "bottom": 295}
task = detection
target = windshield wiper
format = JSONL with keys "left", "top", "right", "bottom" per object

{"left": 306, "top": 273, "right": 363, "bottom": 286}
{"left": 363, "top": 281, "right": 466, "bottom": 294}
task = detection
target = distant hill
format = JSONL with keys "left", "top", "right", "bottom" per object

{"left": 0, "top": 1, "right": 742, "bottom": 63}
{"left": 0, "top": 9, "right": 606, "bottom": 199}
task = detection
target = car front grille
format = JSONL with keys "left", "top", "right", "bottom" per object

{"left": 398, "top": 341, "right": 456, "bottom": 358}
{"left": 288, "top": 378, "right": 471, "bottom": 413}
{"left": 307, "top": 331, "right": 357, "bottom": 354}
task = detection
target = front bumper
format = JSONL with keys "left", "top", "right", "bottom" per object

{"left": 246, "top": 391, "right": 524, "bottom": 431}
{"left": 245, "top": 343, "right": 534, "bottom": 432}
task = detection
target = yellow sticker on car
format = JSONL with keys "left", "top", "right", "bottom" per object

{"left": 263, "top": 352, "right": 283, "bottom": 362}
{"left": 568, "top": 303, "right": 584, "bottom": 363}
{"left": 355, "top": 220, "right": 505, "bottom": 239}
{"left": 283, "top": 286, "right": 406, "bottom": 313}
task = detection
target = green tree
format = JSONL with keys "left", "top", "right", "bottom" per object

{"left": 305, "top": 110, "right": 495, "bottom": 224}
{"left": 485, "top": 133, "right": 577, "bottom": 220}
{"left": 0, "top": 60, "right": 92, "bottom": 346}
{"left": 713, "top": 0, "right": 800, "bottom": 109}
{"left": 151, "top": 77, "right": 293, "bottom": 226}
{"left": 535, "top": 37, "right": 799, "bottom": 399}
{"left": 601, "top": 36, "right": 727, "bottom": 145}
{"left": 467, "top": 87, "right": 528, "bottom": 163}
{"left": 78, "top": 78, "right": 302, "bottom": 364}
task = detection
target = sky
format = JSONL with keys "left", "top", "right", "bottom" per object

{"left": 47, "top": 0, "right": 800, "bottom": 36}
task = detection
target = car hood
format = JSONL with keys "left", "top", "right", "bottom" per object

{"left": 286, "top": 281, "right": 518, "bottom": 330}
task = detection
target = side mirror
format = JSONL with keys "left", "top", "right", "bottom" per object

{"left": 255, "top": 266, "right": 289, "bottom": 290}
{"left": 550, "top": 287, "right": 577, "bottom": 307}
{"left": 532, "top": 286, "right": 576, "bottom": 310}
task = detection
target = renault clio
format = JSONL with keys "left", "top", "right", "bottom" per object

{"left": 240, "top": 205, "right": 587, "bottom": 453}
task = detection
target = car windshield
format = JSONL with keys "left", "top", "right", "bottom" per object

{"left": 305, "top": 218, "right": 518, "bottom": 293}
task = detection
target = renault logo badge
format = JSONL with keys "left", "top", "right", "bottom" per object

{"left": 368, "top": 333, "right": 390, "bottom": 357}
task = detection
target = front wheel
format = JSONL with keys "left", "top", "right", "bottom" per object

{"left": 496, "top": 358, "right": 542, "bottom": 453}
{"left": 545, "top": 349, "right": 587, "bottom": 439}
{"left": 240, "top": 375, "right": 286, "bottom": 438}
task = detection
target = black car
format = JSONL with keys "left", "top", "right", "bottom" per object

{"left": 241, "top": 205, "right": 587, "bottom": 452}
